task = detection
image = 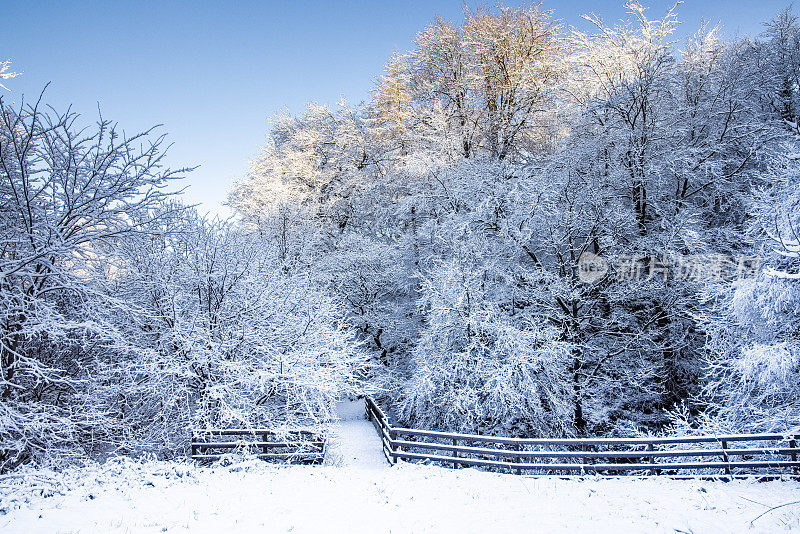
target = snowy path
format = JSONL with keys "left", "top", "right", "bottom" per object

{"left": 325, "top": 398, "right": 389, "bottom": 468}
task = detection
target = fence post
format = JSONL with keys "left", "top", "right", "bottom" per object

{"left": 647, "top": 443, "right": 662, "bottom": 476}
{"left": 721, "top": 440, "right": 731, "bottom": 476}
{"left": 790, "top": 435, "right": 799, "bottom": 474}
{"left": 452, "top": 437, "right": 459, "bottom": 467}
{"left": 190, "top": 431, "right": 197, "bottom": 458}
{"left": 390, "top": 427, "right": 398, "bottom": 465}
{"left": 583, "top": 444, "right": 592, "bottom": 476}
{"left": 514, "top": 443, "right": 522, "bottom": 475}
{"left": 262, "top": 432, "right": 271, "bottom": 455}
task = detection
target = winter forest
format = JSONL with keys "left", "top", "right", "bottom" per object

{"left": 2, "top": 1, "right": 800, "bottom": 477}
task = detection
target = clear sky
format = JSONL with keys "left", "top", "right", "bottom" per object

{"left": 1, "top": 1, "right": 793, "bottom": 216}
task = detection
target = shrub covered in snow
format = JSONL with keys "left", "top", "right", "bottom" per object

{"left": 0, "top": 97, "right": 368, "bottom": 470}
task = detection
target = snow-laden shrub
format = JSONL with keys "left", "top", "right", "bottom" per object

{"left": 318, "top": 233, "right": 417, "bottom": 368}
{"left": 678, "top": 155, "right": 800, "bottom": 434}
{"left": 690, "top": 278, "right": 800, "bottom": 433}
{"left": 81, "top": 212, "right": 370, "bottom": 457}
{"left": 0, "top": 93, "right": 369, "bottom": 469}
{"left": 399, "top": 260, "right": 574, "bottom": 436}
{"left": 0, "top": 96, "right": 182, "bottom": 470}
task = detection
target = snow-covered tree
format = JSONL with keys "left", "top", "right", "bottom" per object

{"left": 0, "top": 91, "right": 370, "bottom": 470}
{"left": 230, "top": 3, "right": 799, "bottom": 439}
{"left": 0, "top": 92, "right": 183, "bottom": 468}
{"left": 683, "top": 151, "right": 800, "bottom": 433}
{"left": 88, "top": 210, "right": 370, "bottom": 454}
{"left": 0, "top": 59, "right": 20, "bottom": 90}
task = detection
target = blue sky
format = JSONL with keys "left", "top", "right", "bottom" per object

{"left": 1, "top": 1, "right": 792, "bottom": 216}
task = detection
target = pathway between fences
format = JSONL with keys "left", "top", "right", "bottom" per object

{"left": 190, "top": 397, "right": 799, "bottom": 477}
{"left": 189, "top": 398, "right": 387, "bottom": 467}
{"left": 325, "top": 398, "right": 389, "bottom": 468}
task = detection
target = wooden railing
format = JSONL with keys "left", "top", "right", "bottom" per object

{"left": 365, "top": 397, "right": 800, "bottom": 476}
{"left": 190, "top": 428, "right": 325, "bottom": 464}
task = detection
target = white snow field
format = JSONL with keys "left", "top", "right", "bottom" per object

{"left": 1, "top": 459, "right": 799, "bottom": 533}
{"left": 1, "top": 401, "right": 799, "bottom": 533}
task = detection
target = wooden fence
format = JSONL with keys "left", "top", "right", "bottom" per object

{"left": 365, "top": 397, "right": 800, "bottom": 476}
{"left": 190, "top": 429, "right": 325, "bottom": 464}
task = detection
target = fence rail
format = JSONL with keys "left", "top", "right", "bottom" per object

{"left": 190, "top": 428, "right": 325, "bottom": 464}
{"left": 365, "top": 397, "right": 800, "bottom": 476}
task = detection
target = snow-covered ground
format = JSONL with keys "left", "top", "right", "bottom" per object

{"left": 1, "top": 401, "right": 798, "bottom": 533}
{"left": 1, "top": 458, "right": 799, "bottom": 533}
